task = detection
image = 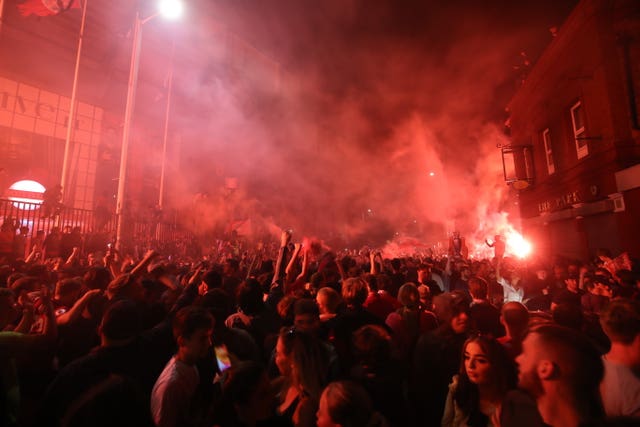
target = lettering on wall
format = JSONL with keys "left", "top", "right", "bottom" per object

{"left": 538, "top": 190, "right": 582, "bottom": 213}
{"left": 0, "top": 76, "right": 104, "bottom": 211}
{"left": 0, "top": 76, "right": 102, "bottom": 139}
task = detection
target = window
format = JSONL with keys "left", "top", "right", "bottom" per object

{"left": 501, "top": 144, "right": 534, "bottom": 189}
{"left": 542, "top": 128, "right": 555, "bottom": 174}
{"left": 570, "top": 101, "right": 588, "bottom": 159}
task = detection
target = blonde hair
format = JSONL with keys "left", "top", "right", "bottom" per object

{"left": 341, "top": 278, "right": 368, "bottom": 307}
{"left": 317, "top": 287, "right": 341, "bottom": 314}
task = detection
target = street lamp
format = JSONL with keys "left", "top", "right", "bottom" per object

{"left": 115, "top": 0, "right": 182, "bottom": 250}
{"left": 158, "top": 39, "right": 175, "bottom": 210}
{"left": 159, "top": 0, "right": 184, "bottom": 19}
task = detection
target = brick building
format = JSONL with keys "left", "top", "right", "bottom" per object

{"left": 506, "top": 0, "right": 640, "bottom": 260}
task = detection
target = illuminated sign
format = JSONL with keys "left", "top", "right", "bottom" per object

{"left": 6, "top": 180, "right": 45, "bottom": 209}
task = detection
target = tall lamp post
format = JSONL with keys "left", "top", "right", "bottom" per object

{"left": 158, "top": 39, "right": 175, "bottom": 209}
{"left": 60, "top": 0, "right": 89, "bottom": 206}
{"left": 115, "top": 0, "right": 183, "bottom": 249}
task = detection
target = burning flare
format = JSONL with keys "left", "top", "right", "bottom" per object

{"left": 505, "top": 230, "right": 532, "bottom": 259}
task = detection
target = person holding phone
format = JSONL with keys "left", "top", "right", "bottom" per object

{"left": 215, "top": 344, "right": 232, "bottom": 373}
{"left": 151, "top": 306, "right": 214, "bottom": 427}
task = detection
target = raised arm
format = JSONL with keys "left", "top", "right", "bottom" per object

{"left": 285, "top": 243, "right": 303, "bottom": 283}
{"left": 25, "top": 245, "right": 40, "bottom": 264}
{"left": 63, "top": 246, "right": 80, "bottom": 268}
{"left": 0, "top": 286, "right": 57, "bottom": 363}
{"left": 129, "top": 249, "right": 158, "bottom": 277}
{"left": 56, "top": 289, "right": 102, "bottom": 326}
{"left": 245, "top": 248, "right": 261, "bottom": 280}
{"left": 579, "top": 265, "right": 588, "bottom": 291}
{"left": 336, "top": 255, "right": 348, "bottom": 281}
{"left": 496, "top": 258, "right": 504, "bottom": 284}
{"left": 13, "top": 295, "right": 35, "bottom": 334}
{"left": 495, "top": 257, "right": 504, "bottom": 282}
{"left": 272, "top": 230, "right": 291, "bottom": 285}
{"left": 296, "top": 245, "right": 310, "bottom": 281}
{"left": 187, "top": 263, "right": 205, "bottom": 286}
{"left": 444, "top": 256, "right": 452, "bottom": 277}
{"left": 26, "top": 285, "right": 57, "bottom": 345}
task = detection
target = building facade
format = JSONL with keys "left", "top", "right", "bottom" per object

{"left": 0, "top": 75, "right": 105, "bottom": 210}
{"left": 0, "top": 1, "right": 285, "bottom": 227}
{"left": 507, "top": 0, "right": 640, "bottom": 260}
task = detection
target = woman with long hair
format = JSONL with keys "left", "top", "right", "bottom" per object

{"left": 273, "top": 327, "right": 330, "bottom": 427}
{"left": 385, "top": 282, "right": 437, "bottom": 361}
{"left": 441, "top": 335, "right": 517, "bottom": 427}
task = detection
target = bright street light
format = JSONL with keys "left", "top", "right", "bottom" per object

{"left": 159, "top": 0, "right": 184, "bottom": 19}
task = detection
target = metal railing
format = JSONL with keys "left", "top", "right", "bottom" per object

{"left": 0, "top": 198, "right": 114, "bottom": 235}
{"left": 0, "top": 199, "right": 193, "bottom": 252}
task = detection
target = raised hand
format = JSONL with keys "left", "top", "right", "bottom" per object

{"left": 280, "top": 230, "right": 292, "bottom": 248}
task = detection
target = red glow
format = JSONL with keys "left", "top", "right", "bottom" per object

{"left": 469, "top": 213, "right": 532, "bottom": 259}
{"left": 506, "top": 231, "right": 532, "bottom": 258}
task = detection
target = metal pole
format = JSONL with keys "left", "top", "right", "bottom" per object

{"left": 0, "top": 0, "right": 5, "bottom": 33}
{"left": 115, "top": 13, "right": 143, "bottom": 250}
{"left": 158, "top": 40, "right": 175, "bottom": 209}
{"left": 60, "top": 0, "right": 89, "bottom": 205}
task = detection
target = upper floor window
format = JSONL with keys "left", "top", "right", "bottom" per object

{"left": 542, "top": 128, "right": 555, "bottom": 175}
{"left": 570, "top": 101, "right": 588, "bottom": 159}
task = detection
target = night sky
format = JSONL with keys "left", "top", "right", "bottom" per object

{"left": 209, "top": 0, "right": 578, "bottom": 103}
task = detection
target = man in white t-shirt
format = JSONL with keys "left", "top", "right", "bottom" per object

{"left": 496, "top": 258, "right": 524, "bottom": 303}
{"left": 599, "top": 298, "right": 640, "bottom": 418}
{"left": 151, "top": 306, "right": 214, "bottom": 427}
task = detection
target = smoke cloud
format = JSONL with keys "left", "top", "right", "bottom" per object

{"left": 134, "top": 0, "right": 579, "bottom": 251}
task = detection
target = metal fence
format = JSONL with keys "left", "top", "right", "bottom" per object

{"left": 0, "top": 198, "right": 193, "bottom": 251}
{"left": 0, "top": 198, "right": 113, "bottom": 235}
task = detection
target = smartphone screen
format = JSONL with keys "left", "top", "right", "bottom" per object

{"left": 214, "top": 344, "right": 231, "bottom": 372}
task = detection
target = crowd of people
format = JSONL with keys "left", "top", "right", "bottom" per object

{"left": 0, "top": 225, "right": 639, "bottom": 427}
